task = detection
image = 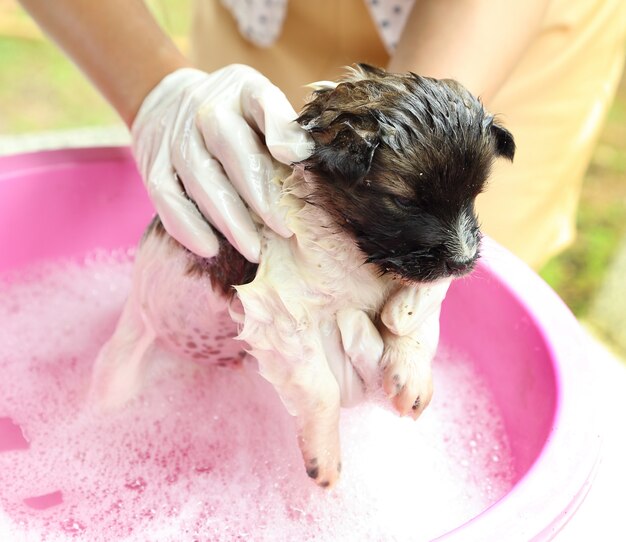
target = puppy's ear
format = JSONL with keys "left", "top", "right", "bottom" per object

{"left": 298, "top": 84, "right": 381, "bottom": 182}
{"left": 306, "top": 119, "right": 380, "bottom": 182}
{"left": 491, "top": 123, "right": 516, "bottom": 161}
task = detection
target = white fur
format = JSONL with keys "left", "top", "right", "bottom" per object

{"left": 91, "top": 165, "right": 451, "bottom": 487}
{"left": 450, "top": 209, "right": 479, "bottom": 263}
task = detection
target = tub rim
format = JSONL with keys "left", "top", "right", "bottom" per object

{"left": 436, "top": 237, "right": 601, "bottom": 542}
{"left": 0, "top": 147, "right": 602, "bottom": 542}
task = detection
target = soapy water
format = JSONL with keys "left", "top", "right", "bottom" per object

{"left": 0, "top": 250, "right": 515, "bottom": 541}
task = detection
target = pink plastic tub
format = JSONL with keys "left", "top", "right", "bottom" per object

{"left": 0, "top": 147, "right": 600, "bottom": 541}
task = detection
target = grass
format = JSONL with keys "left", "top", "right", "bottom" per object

{"left": 0, "top": 0, "right": 190, "bottom": 133}
{"left": 0, "top": 38, "right": 119, "bottom": 133}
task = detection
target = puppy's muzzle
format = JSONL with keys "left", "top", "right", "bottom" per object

{"left": 444, "top": 255, "right": 478, "bottom": 276}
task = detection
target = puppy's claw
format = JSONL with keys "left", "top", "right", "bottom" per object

{"left": 383, "top": 372, "right": 404, "bottom": 399}
{"left": 298, "top": 423, "right": 342, "bottom": 488}
{"left": 393, "top": 378, "right": 432, "bottom": 418}
{"left": 302, "top": 451, "right": 341, "bottom": 488}
{"left": 382, "top": 348, "right": 433, "bottom": 418}
{"left": 303, "top": 460, "right": 340, "bottom": 489}
{"left": 411, "top": 396, "right": 423, "bottom": 419}
{"left": 306, "top": 466, "right": 320, "bottom": 480}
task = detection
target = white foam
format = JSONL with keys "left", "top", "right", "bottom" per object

{"left": 0, "top": 251, "right": 515, "bottom": 541}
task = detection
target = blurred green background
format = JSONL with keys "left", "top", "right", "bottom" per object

{"left": 1, "top": 0, "right": 625, "bottom": 356}
{"left": 0, "top": 0, "right": 189, "bottom": 132}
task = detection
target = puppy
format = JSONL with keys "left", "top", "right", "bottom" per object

{"left": 91, "top": 64, "right": 515, "bottom": 488}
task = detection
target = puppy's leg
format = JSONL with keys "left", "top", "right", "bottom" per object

{"left": 291, "top": 361, "right": 342, "bottom": 488}
{"left": 90, "top": 295, "right": 155, "bottom": 409}
{"left": 255, "top": 348, "right": 342, "bottom": 488}
{"left": 89, "top": 217, "right": 179, "bottom": 409}
{"left": 91, "top": 214, "right": 252, "bottom": 408}
{"left": 379, "top": 280, "right": 451, "bottom": 418}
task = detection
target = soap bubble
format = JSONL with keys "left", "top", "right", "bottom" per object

{"left": 0, "top": 251, "right": 515, "bottom": 542}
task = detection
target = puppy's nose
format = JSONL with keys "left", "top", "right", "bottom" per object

{"left": 445, "top": 257, "right": 475, "bottom": 275}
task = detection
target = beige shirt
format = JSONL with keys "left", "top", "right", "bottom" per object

{"left": 191, "top": 0, "right": 626, "bottom": 269}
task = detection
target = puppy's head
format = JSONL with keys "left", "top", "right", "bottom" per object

{"left": 296, "top": 64, "right": 515, "bottom": 283}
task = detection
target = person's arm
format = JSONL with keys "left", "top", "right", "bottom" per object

{"left": 388, "top": 0, "right": 549, "bottom": 104}
{"left": 18, "top": 0, "right": 190, "bottom": 126}
{"left": 18, "top": 0, "right": 312, "bottom": 263}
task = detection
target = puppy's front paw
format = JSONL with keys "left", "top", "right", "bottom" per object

{"left": 381, "top": 336, "right": 434, "bottom": 419}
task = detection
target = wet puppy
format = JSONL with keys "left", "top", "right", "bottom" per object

{"left": 91, "top": 64, "right": 514, "bottom": 488}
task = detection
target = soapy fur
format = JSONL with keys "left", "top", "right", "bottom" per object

{"left": 91, "top": 64, "right": 514, "bottom": 488}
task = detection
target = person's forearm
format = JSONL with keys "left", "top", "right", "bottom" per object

{"left": 18, "top": 0, "right": 191, "bottom": 126}
{"left": 388, "top": 0, "right": 549, "bottom": 104}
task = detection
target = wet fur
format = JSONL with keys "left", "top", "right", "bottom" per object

{"left": 298, "top": 64, "right": 514, "bottom": 281}
{"left": 187, "top": 64, "right": 514, "bottom": 290}
{"left": 91, "top": 64, "right": 514, "bottom": 488}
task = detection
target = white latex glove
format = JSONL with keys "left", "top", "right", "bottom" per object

{"left": 325, "top": 309, "right": 385, "bottom": 407}
{"left": 131, "top": 65, "right": 313, "bottom": 262}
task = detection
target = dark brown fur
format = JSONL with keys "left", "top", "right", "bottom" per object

{"left": 184, "top": 229, "right": 257, "bottom": 299}
{"left": 144, "top": 215, "right": 257, "bottom": 299}
{"left": 295, "top": 64, "right": 515, "bottom": 282}
{"left": 150, "top": 64, "right": 515, "bottom": 289}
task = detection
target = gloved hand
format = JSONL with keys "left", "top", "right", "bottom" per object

{"left": 131, "top": 65, "right": 313, "bottom": 262}
{"left": 329, "top": 309, "right": 385, "bottom": 407}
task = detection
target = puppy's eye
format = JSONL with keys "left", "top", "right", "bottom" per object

{"left": 393, "top": 196, "right": 415, "bottom": 209}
